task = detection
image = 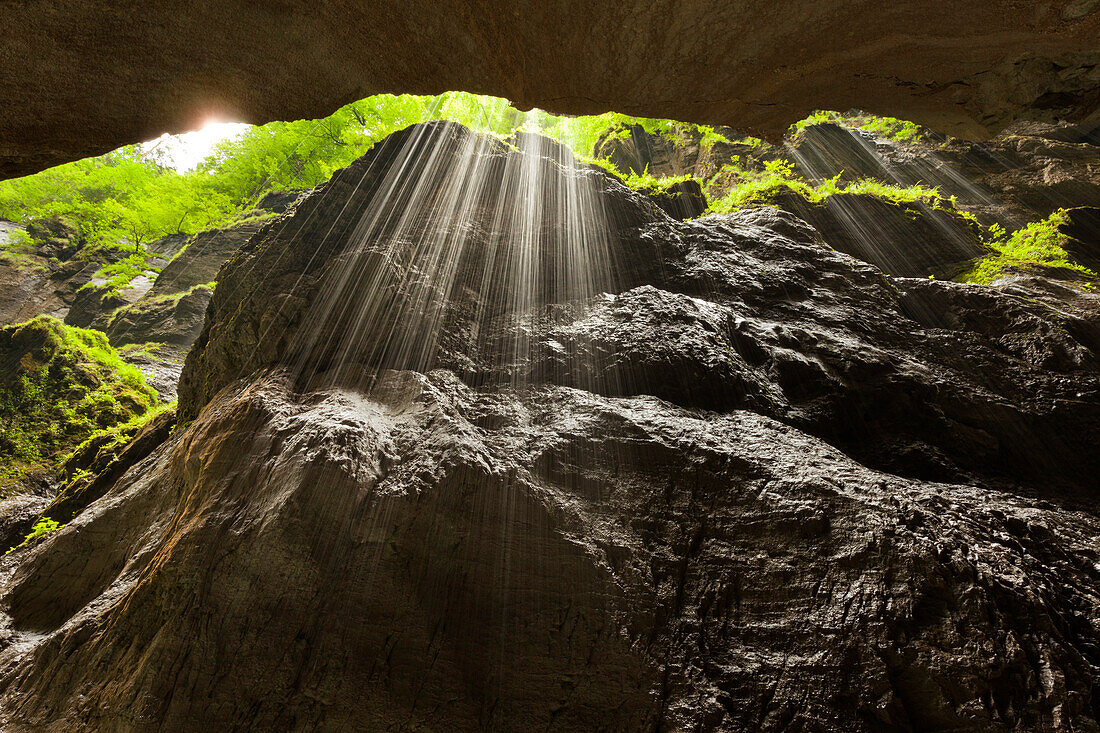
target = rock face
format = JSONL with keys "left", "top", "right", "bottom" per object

{"left": 146, "top": 220, "right": 265, "bottom": 298}
{"left": 0, "top": 219, "right": 105, "bottom": 325}
{"left": 1063, "top": 206, "right": 1100, "bottom": 267}
{"left": 2, "top": 1, "right": 1099, "bottom": 178}
{"left": 105, "top": 285, "right": 214, "bottom": 348}
{"left": 103, "top": 220, "right": 270, "bottom": 351}
{"left": 595, "top": 123, "right": 782, "bottom": 182}
{"left": 772, "top": 191, "right": 987, "bottom": 278}
{"left": 2, "top": 123, "right": 1100, "bottom": 730}
{"left": 788, "top": 118, "right": 1100, "bottom": 229}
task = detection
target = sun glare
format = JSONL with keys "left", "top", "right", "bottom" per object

{"left": 142, "top": 119, "right": 251, "bottom": 172}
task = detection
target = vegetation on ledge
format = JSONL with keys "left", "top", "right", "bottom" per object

{"left": 789, "top": 110, "right": 927, "bottom": 145}
{"left": 0, "top": 316, "right": 158, "bottom": 495}
{"left": 707, "top": 159, "right": 965, "bottom": 217}
{"left": 957, "top": 210, "right": 1098, "bottom": 285}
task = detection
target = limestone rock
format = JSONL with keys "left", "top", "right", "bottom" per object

{"left": 772, "top": 190, "right": 987, "bottom": 278}
{"left": 106, "top": 285, "right": 213, "bottom": 348}
{"left": 147, "top": 221, "right": 265, "bottom": 298}
{"left": 3, "top": 1, "right": 1099, "bottom": 178}
{"left": 2, "top": 122, "right": 1100, "bottom": 731}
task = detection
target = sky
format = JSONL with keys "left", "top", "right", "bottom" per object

{"left": 141, "top": 120, "right": 251, "bottom": 172}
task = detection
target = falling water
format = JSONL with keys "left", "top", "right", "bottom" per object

{"left": 258, "top": 100, "right": 632, "bottom": 400}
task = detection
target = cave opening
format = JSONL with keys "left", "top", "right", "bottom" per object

{"left": 0, "top": 36, "right": 1099, "bottom": 730}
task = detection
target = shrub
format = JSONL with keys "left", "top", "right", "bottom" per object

{"left": 957, "top": 210, "right": 1097, "bottom": 285}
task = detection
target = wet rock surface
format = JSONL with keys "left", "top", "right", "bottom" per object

{"left": 788, "top": 119, "right": 1100, "bottom": 230}
{"left": 2, "top": 122, "right": 1100, "bottom": 730}
{"left": 771, "top": 191, "right": 987, "bottom": 278}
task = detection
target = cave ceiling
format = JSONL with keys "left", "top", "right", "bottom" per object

{"left": 1, "top": 0, "right": 1098, "bottom": 179}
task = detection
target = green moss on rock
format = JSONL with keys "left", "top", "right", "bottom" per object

{"left": 957, "top": 210, "right": 1099, "bottom": 285}
{"left": 0, "top": 316, "right": 158, "bottom": 494}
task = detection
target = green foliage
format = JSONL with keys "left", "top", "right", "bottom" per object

{"left": 697, "top": 126, "right": 733, "bottom": 153}
{"left": 957, "top": 210, "right": 1097, "bottom": 285}
{"left": 0, "top": 91, "right": 748, "bottom": 265}
{"left": 0, "top": 316, "right": 158, "bottom": 494}
{"left": 709, "top": 159, "right": 817, "bottom": 212}
{"left": 622, "top": 170, "right": 698, "bottom": 194}
{"left": 0, "top": 227, "right": 46, "bottom": 272}
{"left": 527, "top": 112, "right": 681, "bottom": 158}
{"left": 6, "top": 516, "right": 62, "bottom": 554}
{"left": 708, "top": 157, "right": 965, "bottom": 215}
{"left": 788, "top": 110, "right": 925, "bottom": 145}
{"left": 0, "top": 93, "right": 557, "bottom": 260}
{"left": 853, "top": 115, "right": 922, "bottom": 144}
{"left": 84, "top": 253, "right": 156, "bottom": 295}
{"left": 789, "top": 111, "right": 838, "bottom": 136}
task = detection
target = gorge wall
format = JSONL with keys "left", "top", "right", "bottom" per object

{"left": 2, "top": 0, "right": 1099, "bottom": 178}
{"left": 1, "top": 121, "right": 1099, "bottom": 731}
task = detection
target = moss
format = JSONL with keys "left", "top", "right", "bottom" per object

{"left": 228, "top": 210, "right": 279, "bottom": 228}
{"left": 697, "top": 125, "right": 732, "bottom": 153}
{"left": 0, "top": 229, "right": 47, "bottom": 272}
{"left": 788, "top": 111, "right": 838, "bottom": 137}
{"left": 0, "top": 316, "right": 158, "bottom": 495}
{"left": 956, "top": 210, "right": 1098, "bottom": 285}
{"left": 706, "top": 157, "right": 972, "bottom": 220}
{"left": 622, "top": 170, "right": 700, "bottom": 194}
{"left": 60, "top": 400, "right": 174, "bottom": 470}
{"left": 117, "top": 341, "right": 166, "bottom": 361}
{"left": 788, "top": 110, "right": 926, "bottom": 145}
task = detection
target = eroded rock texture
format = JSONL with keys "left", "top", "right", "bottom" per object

{"left": 2, "top": 123, "right": 1100, "bottom": 730}
{"left": 2, "top": 1, "right": 1099, "bottom": 178}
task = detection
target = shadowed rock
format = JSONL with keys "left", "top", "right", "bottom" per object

{"left": 773, "top": 190, "right": 987, "bottom": 278}
{"left": 2, "top": 122, "right": 1100, "bottom": 731}
{"left": 4, "top": 0, "right": 1100, "bottom": 178}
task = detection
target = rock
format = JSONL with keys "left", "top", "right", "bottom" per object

{"left": 25, "top": 217, "right": 82, "bottom": 261}
{"left": 178, "top": 121, "right": 666, "bottom": 420}
{"left": 0, "top": 492, "right": 49, "bottom": 554}
{"left": 45, "top": 407, "right": 175, "bottom": 525}
{"left": 3, "top": 1, "right": 1099, "bottom": 178}
{"left": 147, "top": 221, "right": 264, "bottom": 297}
{"left": 106, "top": 284, "right": 213, "bottom": 347}
{"left": 772, "top": 190, "right": 988, "bottom": 278}
{"left": 645, "top": 179, "right": 709, "bottom": 220}
{"left": 595, "top": 124, "right": 696, "bottom": 177}
{"left": 788, "top": 119, "right": 1100, "bottom": 230}
{"left": 63, "top": 283, "right": 127, "bottom": 328}
{"left": 595, "top": 124, "right": 778, "bottom": 181}
{"left": 788, "top": 123, "right": 892, "bottom": 182}
{"left": 0, "top": 236, "right": 128, "bottom": 327}
{"left": 255, "top": 189, "right": 305, "bottom": 214}
{"left": 3, "top": 369, "right": 1100, "bottom": 731}
{"left": 143, "top": 232, "right": 190, "bottom": 261}
{"left": 1060, "top": 206, "right": 1100, "bottom": 268}
{"left": 180, "top": 123, "right": 1100, "bottom": 491}
{"left": 3, "top": 122, "right": 1100, "bottom": 730}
